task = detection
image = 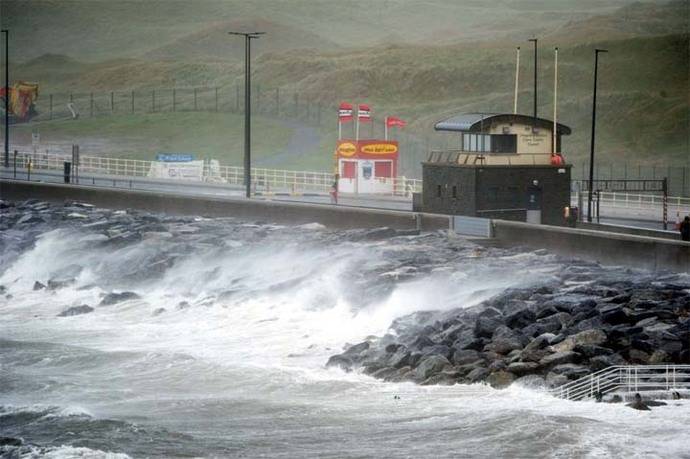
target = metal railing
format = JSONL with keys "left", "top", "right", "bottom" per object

{"left": 7, "top": 149, "right": 422, "bottom": 197}
{"left": 550, "top": 365, "right": 690, "bottom": 401}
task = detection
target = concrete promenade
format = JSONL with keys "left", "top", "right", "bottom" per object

{"left": 2, "top": 179, "right": 689, "bottom": 272}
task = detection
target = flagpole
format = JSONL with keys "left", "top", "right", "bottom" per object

{"left": 514, "top": 46, "right": 520, "bottom": 114}
{"left": 553, "top": 47, "right": 558, "bottom": 153}
{"left": 355, "top": 104, "right": 360, "bottom": 141}
{"left": 338, "top": 120, "right": 342, "bottom": 140}
{"left": 385, "top": 117, "right": 388, "bottom": 140}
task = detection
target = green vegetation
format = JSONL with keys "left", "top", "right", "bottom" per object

{"left": 11, "top": 112, "right": 303, "bottom": 167}
{"left": 2, "top": 0, "right": 688, "bottom": 171}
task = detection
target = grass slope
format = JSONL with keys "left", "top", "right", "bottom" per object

{"left": 10, "top": 112, "right": 307, "bottom": 167}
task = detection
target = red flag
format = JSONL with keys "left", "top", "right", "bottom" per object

{"left": 338, "top": 102, "right": 353, "bottom": 122}
{"left": 358, "top": 104, "right": 371, "bottom": 122}
{"left": 386, "top": 116, "right": 407, "bottom": 128}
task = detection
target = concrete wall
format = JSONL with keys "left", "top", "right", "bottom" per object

{"left": 492, "top": 219, "right": 690, "bottom": 272}
{"left": 421, "top": 164, "right": 570, "bottom": 226}
{"left": 3, "top": 179, "right": 689, "bottom": 273}
{"left": 578, "top": 222, "right": 682, "bottom": 241}
{"left": 422, "top": 164, "right": 475, "bottom": 215}
{"left": 0, "top": 180, "right": 450, "bottom": 231}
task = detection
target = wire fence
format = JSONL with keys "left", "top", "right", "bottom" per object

{"left": 19, "top": 86, "right": 690, "bottom": 195}
{"left": 572, "top": 161, "right": 690, "bottom": 198}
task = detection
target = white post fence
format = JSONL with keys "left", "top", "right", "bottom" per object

{"left": 9, "top": 149, "right": 423, "bottom": 197}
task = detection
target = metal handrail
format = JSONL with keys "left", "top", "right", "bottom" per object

{"left": 7, "top": 149, "right": 423, "bottom": 197}
{"left": 550, "top": 365, "right": 690, "bottom": 401}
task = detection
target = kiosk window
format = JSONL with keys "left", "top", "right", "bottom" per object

{"left": 374, "top": 161, "right": 392, "bottom": 178}
{"left": 491, "top": 134, "right": 517, "bottom": 153}
{"left": 342, "top": 161, "right": 356, "bottom": 179}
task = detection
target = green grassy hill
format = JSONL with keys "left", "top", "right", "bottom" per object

{"left": 2, "top": 0, "right": 687, "bottom": 171}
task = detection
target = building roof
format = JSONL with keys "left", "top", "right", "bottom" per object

{"left": 434, "top": 112, "right": 572, "bottom": 135}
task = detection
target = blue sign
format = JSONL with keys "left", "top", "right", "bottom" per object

{"left": 156, "top": 153, "right": 195, "bottom": 162}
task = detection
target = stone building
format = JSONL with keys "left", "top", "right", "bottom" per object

{"left": 420, "top": 113, "right": 572, "bottom": 226}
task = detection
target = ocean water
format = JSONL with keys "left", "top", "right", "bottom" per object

{"left": 1, "top": 210, "right": 689, "bottom": 458}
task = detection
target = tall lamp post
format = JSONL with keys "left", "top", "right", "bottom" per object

{"left": 528, "top": 38, "right": 537, "bottom": 122}
{"left": 587, "top": 49, "right": 608, "bottom": 222}
{"left": 228, "top": 31, "right": 264, "bottom": 198}
{"left": 2, "top": 29, "right": 8, "bottom": 168}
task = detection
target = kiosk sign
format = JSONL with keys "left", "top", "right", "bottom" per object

{"left": 156, "top": 153, "right": 195, "bottom": 162}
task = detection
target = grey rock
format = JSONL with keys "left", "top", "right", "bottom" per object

{"left": 33, "top": 281, "right": 46, "bottom": 291}
{"left": 466, "top": 367, "right": 490, "bottom": 383}
{"left": 452, "top": 349, "right": 483, "bottom": 366}
{"left": 100, "top": 291, "right": 141, "bottom": 306}
{"left": 415, "top": 355, "right": 450, "bottom": 380}
{"left": 371, "top": 367, "right": 398, "bottom": 380}
{"left": 389, "top": 349, "right": 412, "bottom": 369}
{"left": 539, "top": 351, "right": 581, "bottom": 367}
{"left": 48, "top": 277, "right": 76, "bottom": 290}
{"left": 550, "top": 363, "right": 590, "bottom": 380}
{"left": 487, "top": 370, "right": 516, "bottom": 389}
{"left": 589, "top": 353, "right": 627, "bottom": 371}
{"left": 551, "top": 329, "right": 607, "bottom": 353}
{"left": 57, "top": 305, "right": 94, "bottom": 317}
{"left": 599, "top": 305, "right": 630, "bottom": 325}
{"left": 474, "top": 316, "right": 503, "bottom": 339}
{"left": 572, "top": 344, "right": 613, "bottom": 358}
{"left": 507, "top": 361, "right": 539, "bottom": 376}
{"left": 326, "top": 355, "right": 353, "bottom": 371}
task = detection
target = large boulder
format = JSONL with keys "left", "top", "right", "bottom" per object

{"left": 57, "top": 305, "right": 94, "bottom": 317}
{"left": 326, "top": 355, "right": 353, "bottom": 372}
{"left": 99, "top": 291, "right": 141, "bottom": 306}
{"left": 474, "top": 316, "right": 503, "bottom": 339}
{"left": 549, "top": 364, "right": 590, "bottom": 380}
{"left": 466, "top": 367, "right": 490, "bottom": 383}
{"left": 589, "top": 353, "right": 627, "bottom": 371}
{"left": 487, "top": 370, "right": 516, "bottom": 389}
{"left": 505, "top": 308, "right": 536, "bottom": 330}
{"left": 507, "top": 361, "right": 539, "bottom": 376}
{"left": 388, "top": 349, "right": 412, "bottom": 369}
{"left": 539, "top": 351, "right": 581, "bottom": 367}
{"left": 415, "top": 355, "right": 450, "bottom": 380}
{"left": 599, "top": 305, "right": 631, "bottom": 325}
{"left": 452, "top": 349, "right": 484, "bottom": 366}
{"left": 551, "top": 329, "right": 607, "bottom": 353}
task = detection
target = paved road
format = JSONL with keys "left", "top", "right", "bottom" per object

{"left": 0, "top": 167, "right": 413, "bottom": 211}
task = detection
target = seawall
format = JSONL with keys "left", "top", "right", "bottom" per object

{"left": 492, "top": 220, "right": 690, "bottom": 272}
{"left": 2, "top": 179, "right": 689, "bottom": 272}
{"left": 0, "top": 179, "right": 449, "bottom": 231}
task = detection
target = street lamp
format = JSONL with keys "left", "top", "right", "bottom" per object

{"left": 587, "top": 48, "right": 608, "bottom": 222}
{"left": 528, "top": 38, "right": 537, "bottom": 122}
{"left": 228, "top": 31, "right": 264, "bottom": 198}
{"left": 2, "top": 29, "right": 8, "bottom": 168}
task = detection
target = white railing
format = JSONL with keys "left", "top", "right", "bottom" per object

{"left": 550, "top": 365, "right": 690, "bottom": 401}
{"left": 8, "top": 150, "right": 422, "bottom": 197}
{"left": 573, "top": 191, "right": 690, "bottom": 213}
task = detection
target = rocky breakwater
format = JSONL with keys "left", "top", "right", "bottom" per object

{"left": 327, "top": 278, "right": 690, "bottom": 389}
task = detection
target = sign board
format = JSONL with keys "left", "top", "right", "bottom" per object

{"left": 156, "top": 153, "right": 195, "bottom": 162}
{"left": 148, "top": 160, "right": 204, "bottom": 181}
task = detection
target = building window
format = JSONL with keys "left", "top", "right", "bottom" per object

{"left": 342, "top": 161, "right": 356, "bottom": 178}
{"left": 463, "top": 134, "right": 492, "bottom": 152}
{"left": 452, "top": 185, "right": 457, "bottom": 198}
{"left": 491, "top": 134, "right": 517, "bottom": 153}
{"left": 437, "top": 185, "right": 442, "bottom": 197}
{"left": 374, "top": 161, "right": 392, "bottom": 178}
